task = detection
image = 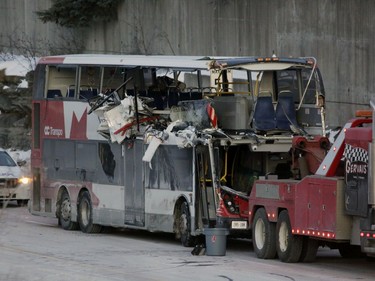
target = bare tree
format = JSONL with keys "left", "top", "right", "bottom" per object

{"left": 122, "top": 15, "right": 175, "bottom": 55}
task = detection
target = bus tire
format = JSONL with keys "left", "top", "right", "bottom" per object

{"left": 59, "top": 190, "right": 79, "bottom": 230}
{"left": 276, "top": 210, "right": 303, "bottom": 263}
{"left": 252, "top": 208, "right": 277, "bottom": 259}
{"left": 299, "top": 237, "right": 319, "bottom": 262}
{"left": 17, "top": 199, "right": 28, "bottom": 207}
{"left": 178, "top": 201, "right": 194, "bottom": 247}
{"left": 78, "top": 191, "right": 102, "bottom": 233}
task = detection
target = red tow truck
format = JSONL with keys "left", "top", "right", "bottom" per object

{"left": 217, "top": 103, "right": 375, "bottom": 262}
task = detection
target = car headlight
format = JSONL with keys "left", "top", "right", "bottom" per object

{"left": 18, "top": 177, "right": 31, "bottom": 185}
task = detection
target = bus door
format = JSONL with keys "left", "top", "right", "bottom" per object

{"left": 123, "top": 140, "right": 145, "bottom": 226}
{"left": 195, "top": 145, "right": 218, "bottom": 228}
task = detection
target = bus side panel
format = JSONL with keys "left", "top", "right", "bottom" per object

{"left": 144, "top": 145, "right": 194, "bottom": 232}
{"left": 41, "top": 138, "right": 124, "bottom": 221}
{"left": 92, "top": 143, "right": 125, "bottom": 226}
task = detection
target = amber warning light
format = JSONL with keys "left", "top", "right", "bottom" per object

{"left": 257, "top": 57, "right": 279, "bottom": 62}
{"left": 355, "top": 110, "right": 372, "bottom": 118}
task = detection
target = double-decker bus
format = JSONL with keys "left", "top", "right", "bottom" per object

{"left": 30, "top": 54, "right": 326, "bottom": 246}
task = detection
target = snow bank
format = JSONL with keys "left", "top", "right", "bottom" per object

{"left": 0, "top": 54, "right": 38, "bottom": 88}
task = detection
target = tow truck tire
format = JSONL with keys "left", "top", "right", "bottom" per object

{"left": 252, "top": 208, "right": 277, "bottom": 259}
{"left": 78, "top": 191, "right": 102, "bottom": 233}
{"left": 299, "top": 237, "right": 319, "bottom": 262}
{"left": 338, "top": 244, "right": 364, "bottom": 258}
{"left": 276, "top": 210, "right": 303, "bottom": 263}
{"left": 178, "top": 201, "right": 194, "bottom": 247}
{"left": 59, "top": 190, "right": 79, "bottom": 230}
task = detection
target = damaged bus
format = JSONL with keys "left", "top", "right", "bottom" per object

{"left": 30, "top": 54, "right": 325, "bottom": 246}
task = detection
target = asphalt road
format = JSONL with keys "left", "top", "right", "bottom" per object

{"left": 0, "top": 202, "right": 374, "bottom": 281}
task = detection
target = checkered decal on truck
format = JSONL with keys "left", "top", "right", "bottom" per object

{"left": 343, "top": 144, "right": 368, "bottom": 163}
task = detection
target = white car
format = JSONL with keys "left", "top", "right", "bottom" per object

{"left": 0, "top": 149, "right": 31, "bottom": 206}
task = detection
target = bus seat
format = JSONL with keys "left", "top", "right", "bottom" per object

{"left": 178, "top": 91, "right": 191, "bottom": 102}
{"left": 138, "top": 90, "right": 148, "bottom": 97}
{"left": 253, "top": 91, "right": 276, "bottom": 131}
{"left": 126, "top": 89, "right": 135, "bottom": 96}
{"left": 148, "top": 91, "right": 165, "bottom": 109}
{"left": 79, "top": 90, "right": 97, "bottom": 100}
{"left": 47, "top": 89, "right": 62, "bottom": 98}
{"left": 67, "top": 89, "right": 75, "bottom": 98}
{"left": 66, "top": 85, "right": 76, "bottom": 98}
{"left": 168, "top": 90, "right": 179, "bottom": 107}
{"left": 276, "top": 90, "right": 297, "bottom": 130}
{"left": 190, "top": 91, "right": 202, "bottom": 100}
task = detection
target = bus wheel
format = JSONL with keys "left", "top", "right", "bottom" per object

{"left": 276, "top": 210, "right": 303, "bottom": 263}
{"left": 78, "top": 191, "right": 102, "bottom": 233}
{"left": 178, "top": 201, "right": 194, "bottom": 247}
{"left": 59, "top": 190, "right": 78, "bottom": 230}
{"left": 17, "top": 200, "right": 28, "bottom": 207}
{"left": 252, "top": 208, "right": 277, "bottom": 259}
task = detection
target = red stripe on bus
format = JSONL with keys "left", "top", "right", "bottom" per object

{"left": 38, "top": 56, "right": 66, "bottom": 64}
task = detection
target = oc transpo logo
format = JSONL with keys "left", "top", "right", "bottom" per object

{"left": 44, "top": 126, "right": 64, "bottom": 137}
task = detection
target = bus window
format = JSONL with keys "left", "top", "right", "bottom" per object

{"left": 301, "top": 69, "right": 322, "bottom": 104}
{"left": 33, "top": 64, "right": 46, "bottom": 99}
{"left": 79, "top": 66, "right": 101, "bottom": 100}
{"left": 98, "top": 142, "right": 116, "bottom": 183}
{"left": 102, "top": 66, "right": 125, "bottom": 94}
{"left": 145, "top": 146, "right": 193, "bottom": 191}
{"left": 123, "top": 67, "right": 149, "bottom": 93}
{"left": 46, "top": 65, "right": 77, "bottom": 98}
{"left": 275, "top": 70, "right": 299, "bottom": 103}
{"left": 230, "top": 69, "right": 251, "bottom": 95}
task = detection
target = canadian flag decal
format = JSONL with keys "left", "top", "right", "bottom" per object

{"left": 69, "top": 108, "right": 88, "bottom": 139}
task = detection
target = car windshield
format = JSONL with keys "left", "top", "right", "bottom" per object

{"left": 0, "top": 151, "right": 17, "bottom": 167}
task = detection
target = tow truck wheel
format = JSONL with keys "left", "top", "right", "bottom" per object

{"left": 59, "top": 190, "right": 79, "bottom": 230}
{"left": 299, "top": 237, "right": 319, "bottom": 262}
{"left": 252, "top": 208, "right": 277, "bottom": 259}
{"left": 178, "top": 201, "right": 194, "bottom": 247}
{"left": 276, "top": 210, "right": 303, "bottom": 263}
{"left": 338, "top": 244, "right": 364, "bottom": 258}
{"left": 78, "top": 191, "right": 102, "bottom": 233}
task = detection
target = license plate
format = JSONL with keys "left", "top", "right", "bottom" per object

{"left": 231, "top": 221, "right": 247, "bottom": 229}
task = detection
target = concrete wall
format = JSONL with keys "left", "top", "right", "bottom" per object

{"left": 1, "top": 0, "right": 374, "bottom": 127}
{"left": 0, "top": 0, "right": 82, "bottom": 55}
